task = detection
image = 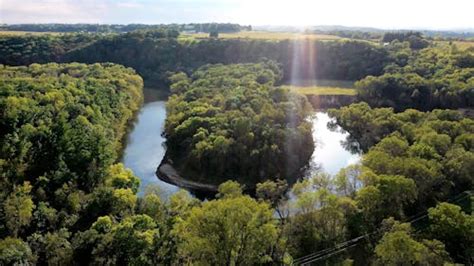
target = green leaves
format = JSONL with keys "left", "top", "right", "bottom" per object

{"left": 3, "top": 182, "right": 35, "bottom": 237}
{"left": 165, "top": 62, "right": 314, "bottom": 185}
{"left": 174, "top": 193, "right": 278, "bottom": 265}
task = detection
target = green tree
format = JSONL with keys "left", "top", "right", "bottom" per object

{"left": 374, "top": 219, "right": 450, "bottom": 265}
{"left": 0, "top": 237, "right": 34, "bottom": 265}
{"left": 3, "top": 182, "right": 35, "bottom": 236}
{"left": 174, "top": 189, "right": 278, "bottom": 265}
{"left": 427, "top": 202, "right": 474, "bottom": 263}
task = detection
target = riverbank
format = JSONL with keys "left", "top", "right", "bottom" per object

{"left": 156, "top": 154, "right": 219, "bottom": 193}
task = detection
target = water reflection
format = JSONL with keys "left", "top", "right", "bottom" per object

{"left": 306, "top": 112, "right": 361, "bottom": 178}
{"left": 122, "top": 91, "right": 179, "bottom": 197}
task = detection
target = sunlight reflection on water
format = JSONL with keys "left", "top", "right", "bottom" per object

{"left": 306, "top": 112, "right": 361, "bottom": 178}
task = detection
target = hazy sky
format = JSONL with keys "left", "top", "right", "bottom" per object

{"left": 1, "top": 0, "right": 473, "bottom": 29}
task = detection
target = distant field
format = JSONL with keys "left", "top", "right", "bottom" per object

{"left": 283, "top": 85, "right": 357, "bottom": 96}
{"left": 0, "top": 31, "right": 61, "bottom": 36}
{"left": 180, "top": 31, "right": 342, "bottom": 41}
{"left": 287, "top": 79, "right": 354, "bottom": 88}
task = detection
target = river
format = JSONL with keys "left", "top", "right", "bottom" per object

{"left": 122, "top": 90, "right": 360, "bottom": 196}
{"left": 122, "top": 89, "right": 179, "bottom": 197}
{"left": 306, "top": 112, "right": 361, "bottom": 177}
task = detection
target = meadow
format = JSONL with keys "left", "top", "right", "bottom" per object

{"left": 284, "top": 85, "right": 357, "bottom": 95}
{"left": 282, "top": 79, "right": 356, "bottom": 96}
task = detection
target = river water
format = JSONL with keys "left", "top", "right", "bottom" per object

{"left": 122, "top": 91, "right": 360, "bottom": 196}
{"left": 122, "top": 90, "right": 180, "bottom": 196}
{"left": 306, "top": 113, "right": 360, "bottom": 177}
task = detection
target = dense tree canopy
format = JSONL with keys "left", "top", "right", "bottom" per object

{"left": 0, "top": 33, "right": 391, "bottom": 88}
{"left": 0, "top": 29, "right": 472, "bottom": 265}
{"left": 0, "top": 63, "right": 145, "bottom": 263}
{"left": 357, "top": 42, "right": 474, "bottom": 110}
{"left": 164, "top": 62, "right": 314, "bottom": 186}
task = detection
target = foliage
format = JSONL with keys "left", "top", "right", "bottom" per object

{"left": 164, "top": 62, "right": 314, "bottom": 185}
{"left": 0, "top": 63, "right": 144, "bottom": 264}
{"left": 0, "top": 33, "right": 391, "bottom": 88}
{"left": 174, "top": 181, "right": 279, "bottom": 265}
{"left": 0, "top": 237, "right": 34, "bottom": 265}
{"left": 330, "top": 103, "right": 473, "bottom": 206}
{"left": 426, "top": 202, "right": 474, "bottom": 262}
{"left": 357, "top": 43, "right": 474, "bottom": 110}
{"left": 374, "top": 219, "right": 450, "bottom": 265}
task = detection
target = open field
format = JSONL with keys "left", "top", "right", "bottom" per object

{"left": 283, "top": 85, "right": 357, "bottom": 96}
{"left": 180, "top": 31, "right": 342, "bottom": 41}
{"left": 286, "top": 79, "right": 355, "bottom": 88}
{"left": 0, "top": 30, "right": 62, "bottom": 36}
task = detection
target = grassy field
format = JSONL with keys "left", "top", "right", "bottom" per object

{"left": 0, "top": 31, "right": 62, "bottom": 36}
{"left": 180, "top": 31, "right": 342, "bottom": 41}
{"left": 283, "top": 85, "right": 357, "bottom": 96}
{"left": 282, "top": 79, "right": 357, "bottom": 96}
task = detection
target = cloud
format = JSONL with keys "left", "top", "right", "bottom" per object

{"left": 116, "top": 1, "right": 144, "bottom": 9}
{"left": 0, "top": 0, "right": 473, "bottom": 28}
{"left": 0, "top": 0, "right": 109, "bottom": 23}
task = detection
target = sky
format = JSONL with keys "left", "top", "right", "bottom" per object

{"left": 1, "top": 0, "right": 473, "bottom": 30}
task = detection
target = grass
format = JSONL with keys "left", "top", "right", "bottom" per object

{"left": 180, "top": 31, "right": 342, "bottom": 41}
{"left": 283, "top": 85, "right": 357, "bottom": 96}
{"left": 282, "top": 79, "right": 357, "bottom": 96}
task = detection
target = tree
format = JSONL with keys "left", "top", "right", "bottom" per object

{"left": 0, "top": 237, "right": 34, "bottom": 265}
{"left": 335, "top": 164, "right": 362, "bottom": 197}
{"left": 174, "top": 192, "right": 278, "bottom": 265}
{"left": 216, "top": 180, "right": 243, "bottom": 199}
{"left": 286, "top": 180, "right": 356, "bottom": 258}
{"left": 3, "top": 182, "right": 35, "bottom": 236}
{"left": 427, "top": 202, "right": 474, "bottom": 263}
{"left": 374, "top": 219, "right": 450, "bottom": 265}
{"left": 256, "top": 179, "right": 289, "bottom": 219}
{"left": 105, "top": 163, "right": 140, "bottom": 194}
{"left": 27, "top": 229, "right": 74, "bottom": 265}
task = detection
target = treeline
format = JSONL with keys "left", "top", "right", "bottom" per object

{"left": 382, "top": 31, "right": 430, "bottom": 49}
{"left": 0, "top": 23, "right": 249, "bottom": 33}
{"left": 65, "top": 36, "right": 389, "bottom": 86}
{"left": 0, "top": 32, "right": 391, "bottom": 87}
{"left": 0, "top": 34, "right": 100, "bottom": 66}
{"left": 357, "top": 41, "right": 474, "bottom": 110}
{"left": 185, "top": 23, "right": 251, "bottom": 33}
{"left": 310, "top": 27, "right": 474, "bottom": 41}
{"left": 164, "top": 62, "right": 314, "bottom": 185}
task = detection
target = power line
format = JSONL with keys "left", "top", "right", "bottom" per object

{"left": 293, "top": 191, "right": 472, "bottom": 265}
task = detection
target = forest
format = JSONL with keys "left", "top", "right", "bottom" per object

{"left": 0, "top": 30, "right": 390, "bottom": 87}
{"left": 164, "top": 62, "right": 314, "bottom": 186}
{"left": 1, "top": 29, "right": 473, "bottom": 111}
{"left": 0, "top": 25, "right": 473, "bottom": 265}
